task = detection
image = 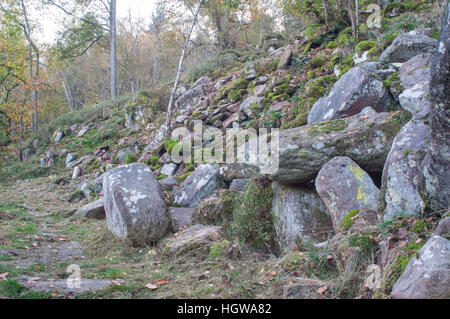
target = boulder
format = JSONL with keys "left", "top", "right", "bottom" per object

{"left": 253, "top": 84, "right": 267, "bottom": 96}
{"left": 73, "top": 199, "right": 105, "bottom": 219}
{"left": 239, "top": 96, "right": 263, "bottom": 118}
{"left": 176, "top": 83, "right": 208, "bottom": 110}
{"left": 77, "top": 124, "right": 91, "bottom": 137}
{"left": 279, "top": 44, "right": 294, "bottom": 69}
{"left": 72, "top": 166, "right": 82, "bottom": 179}
{"left": 162, "top": 224, "right": 222, "bottom": 256}
{"left": 53, "top": 130, "right": 64, "bottom": 143}
{"left": 229, "top": 179, "right": 250, "bottom": 192}
{"left": 40, "top": 151, "right": 54, "bottom": 167}
{"left": 159, "top": 176, "right": 179, "bottom": 192}
{"left": 418, "top": 6, "right": 450, "bottom": 212}
{"left": 379, "top": 30, "right": 438, "bottom": 64}
{"left": 222, "top": 112, "right": 240, "bottom": 128}
{"left": 168, "top": 207, "right": 193, "bottom": 232}
{"left": 160, "top": 163, "right": 178, "bottom": 176}
{"left": 315, "top": 157, "right": 380, "bottom": 232}
{"left": 264, "top": 111, "right": 404, "bottom": 183}
{"left": 399, "top": 53, "right": 431, "bottom": 90}
{"left": 173, "top": 164, "right": 226, "bottom": 208}
{"left": 381, "top": 121, "right": 431, "bottom": 220}
{"left": 219, "top": 163, "right": 259, "bottom": 182}
{"left": 399, "top": 81, "right": 431, "bottom": 120}
{"left": 307, "top": 67, "right": 391, "bottom": 124}
{"left": 272, "top": 182, "right": 333, "bottom": 248}
{"left": 391, "top": 235, "right": 450, "bottom": 299}
{"left": 435, "top": 217, "right": 450, "bottom": 238}
{"left": 66, "top": 153, "right": 77, "bottom": 168}
{"left": 116, "top": 148, "right": 135, "bottom": 163}
{"left": 256, "top": 76, "right": 268, "bottom": 85}
{"left": 103, "top": 163, "right": 170, "bottom": 245}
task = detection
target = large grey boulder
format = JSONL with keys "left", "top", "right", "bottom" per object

{"left": 399, "top": 53, "right": 431, "bottom": 90}
{"left": 379, "top": 29, "right": 438, "bottom": 63}
{"left": 315, "top": 157, "right": 380, "bottom": 232}
{"left": 307, "top": 67, "right": 391, "bottom": 124}
{"left": 381, "top": 122, "right": 431, "bottom": 220}
{"left": 103, "top": 163, "right": 170, "bottom": 245}
{"left": 391, "top": 235, "right": 450, "bottom": 299}
{"left": 173, "top": 164, "right": 226, "bottom": 208}
{"left": 399, "top": 81, "right": 431, "bottom": 120}
{"left": 73, "top": 199, "right": 105, "bottom": 219}
{"left": 418, "top": 6, "right": 450, "bottom": 212}
{"left": 272, "top": 182, "right": 333, "bottom": 249}
{"left": 279, "top": 44, "right": 294, "bottom": 69}
{"left": 264, "top": 111, "right": 404, "bottom": 183}
{"left": 175, "top": 80, "right": 209, "bottom": 110}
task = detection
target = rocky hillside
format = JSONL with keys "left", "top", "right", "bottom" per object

{"left": 0, "top": 2, "right": 449, "bottom": 299}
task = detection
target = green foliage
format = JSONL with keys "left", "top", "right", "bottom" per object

{"left": 342, "top": 209, "right": 360, "bottom": 230}
{"left": 305, "top": 85, "right": 324, "bottom": 98}
{"left": 232, "top": 177, "right": 276, "bottom": 251}
{"left": 383, "top": 3, "right": 406, "bottom": 16}
{"left": 54, "top": 12, "right": 104, "bottom": 60}
{"left": 348, "top": 234, "right": 376, "bottom": 255}
{"left": 355, "top": 41, "right": 377, "bottom": 54}
{"left": 0, "top": 156, "right": 51, "bottom": 182}
{"left": 309, "top": 56, "right": 326, "bottom": 69}
{"left": 164, "top": 139, "right": 179, "bottom": 153}
{"left": 125, "top": 153, "right": 137, "bottom": 164}
{"left": 175, "top": 171, "right": 193, "bottom": 183}
{"left": 327, "top": 41, "right": 338, "bottom": 49}
{"left": 209, "top": 240, "right": 230, "bottom": 258}
{"left": 156, "top": 174, "right": 167, "bottom": 181}
{"left": 0, "top": 280, "right": 24, "bottom": 298}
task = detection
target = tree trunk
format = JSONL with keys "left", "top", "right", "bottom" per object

{"left": 110, "top": 0, "right": 117, "bottom": 101}
{"left": 164, "top": 0, "right": 204, "bottom": 138}
{"left": 355, "top": 0, "right": 360, "bottom": 40}
{"left": 321, "top": 0, "right": 328, "bottom": 26}
{"left": 345, "top": 0, "right": 357, "bottom": 39}
{"left": 21, "top": 0, "right": 39, "bottom": 131}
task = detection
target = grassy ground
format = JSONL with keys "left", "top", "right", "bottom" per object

{"left": 0, "top": 177, "right": 305, "bottom": 299}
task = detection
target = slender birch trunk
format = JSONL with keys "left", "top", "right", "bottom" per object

{"left": 110, "top": 0, "right": 117, "bottom": 101}
{"left": 164, "top": 0, "right": 204, "bottom": 138}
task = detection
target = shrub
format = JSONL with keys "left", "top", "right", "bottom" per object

{"left": 327, "top": 41, "right": 338, "bottom": 49}
{"left": 209, "top": 240, "right": 230, "bottom": 258}
{"left": 164, "top": 139, "right": 179, "bottom": 153}
{"left": 355, "top": 41, "right": 377, "bottom": 54}
{"left": 232, "top": 176, "right": 276, "bottom": 252}
{"left": 310, "top": 56, "right": 326, "bottom": 69}
{"left": 125, "top": 153, "right": 137, "bottom": 164}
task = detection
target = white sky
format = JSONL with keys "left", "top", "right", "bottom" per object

{"left": 33, "top": 0, "right": 157, "bottom": 45}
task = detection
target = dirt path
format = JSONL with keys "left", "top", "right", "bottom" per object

{"left": 0, "top": 178, "right": 290, "bottom": 299}
{"left": 0, "top": 178, "right": 117, "bottom": 298}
